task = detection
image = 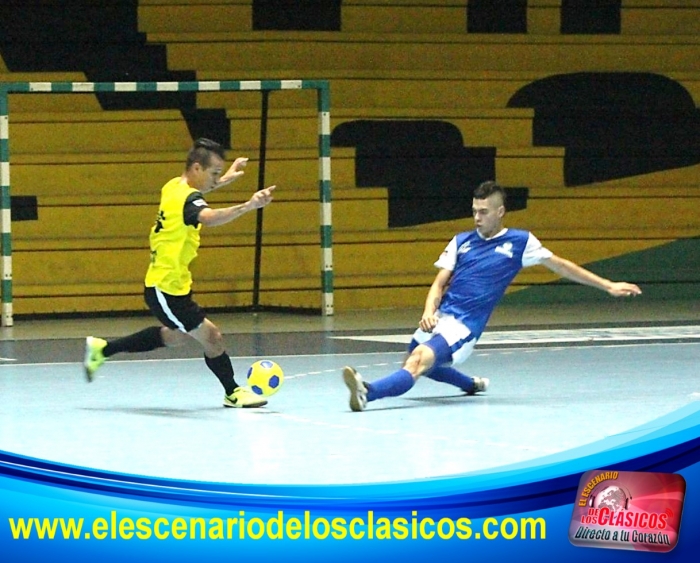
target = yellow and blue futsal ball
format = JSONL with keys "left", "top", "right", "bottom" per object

{"left": 247, "top": 360, "right": 284, "bottom": 396}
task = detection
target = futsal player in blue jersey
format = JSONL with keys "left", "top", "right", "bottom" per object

{"left": 342, "top": 181, "right": 642, "bottom": 412}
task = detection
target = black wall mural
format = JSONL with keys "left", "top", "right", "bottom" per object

{"left": 0, "top": 1, "right": 229, "bottom": 145}
{"left": 560, "top": 0, "right": 621, "bottom": 34}
{"left": 332, "top": 120, "right": 528, "bottom": 228}
{"left": 467, "top": 0, "right": 527, "bottom": 33}
{"left": 508, "top": 73, "right": 700, "bottom": 186}
{"left": 10, "top": 197, "right": 38, "bottom": 222}
{"left": 253, "top": 1, "right": 342, "bottom": 31}
{"left": 250, "top": 1, "right": 622, "bottom": 35}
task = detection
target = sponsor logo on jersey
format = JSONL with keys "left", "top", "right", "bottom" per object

{"left": 457, "top": 241, "right": 472, "bottom": 254}
{"left": 495, "top": 242, "right": 514, "bottom": 258}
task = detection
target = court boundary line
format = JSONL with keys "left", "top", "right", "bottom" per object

{"left": 3, "top": 339, "right": 700, "bottom": 370}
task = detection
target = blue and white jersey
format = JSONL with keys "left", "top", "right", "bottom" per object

{"left": 435, "top": 228, "right": 552, "bottom": 338}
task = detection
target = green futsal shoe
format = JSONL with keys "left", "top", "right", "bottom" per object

{"left": 84, "top": 336, "right": 107, "bottom": 382}
{"left": 223, "top": 387, "right": 268, "bottom": 408}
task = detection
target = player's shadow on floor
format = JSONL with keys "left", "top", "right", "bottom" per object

{"left": 356, "top": 394, "right": 491, "bottom": 412}
{"left": 404, "top": 395, "right": 548, "bottom": 407}
{"left": 80, "top": 406, "right": 284, "bottom": 419}
{"left": 406, "top": 394, "right": 490, "bottom": 405}
{"left": 79, "top": 407, "right": 229, "bottom": 419}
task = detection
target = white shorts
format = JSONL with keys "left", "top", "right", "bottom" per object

{"left": 411, "top": 312, "right": 477, "bottom": 366}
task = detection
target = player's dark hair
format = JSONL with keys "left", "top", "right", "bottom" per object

{"left": 473, "top": 180, "right": 507, "bottom": 207}
{"left": 186, "top": 138, "right": 225, "bottom": 170}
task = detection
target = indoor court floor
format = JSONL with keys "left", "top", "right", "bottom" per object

{"left": 1, "top": 300, "right": 699, "bottom": 485}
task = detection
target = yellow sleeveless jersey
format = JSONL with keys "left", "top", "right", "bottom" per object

{"left": 145, "top": 177, "right": 204, "bottom": 295}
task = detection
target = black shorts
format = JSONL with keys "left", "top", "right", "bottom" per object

{"left": 144, "top": 286, "right": 206, "bottom": 332}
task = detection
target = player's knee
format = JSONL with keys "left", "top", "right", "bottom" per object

{"left": 205, "top": 326, "right": 226, "bottom": 354}
{"left": 209, "top": 325, "right": 222, "bottom": 341}
{"left": 190, "top": 320, "right": 226, "bottom": 356}
{"left": 404, "top": 345, "right": 435, "bottom": 378}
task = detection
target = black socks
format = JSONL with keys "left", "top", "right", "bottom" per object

{"left": 103, "top": 326, "right": 164, "bottom": 357}
{"left": 205, "top": 352, "right": 238, "bottom": 395}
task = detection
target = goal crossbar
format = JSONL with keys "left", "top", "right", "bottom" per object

{"left": 0, "top": 80, "right": 333, "bottom": 326}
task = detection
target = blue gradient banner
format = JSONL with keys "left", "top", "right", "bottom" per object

{"left": 2, "top": 403, "right": 699, "bottom": 562}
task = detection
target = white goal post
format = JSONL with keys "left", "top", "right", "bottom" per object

{"left": 0, "top": 79, "right": 333, "bottom": 326}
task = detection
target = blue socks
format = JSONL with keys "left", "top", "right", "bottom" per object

{"left": 364, "top": 366, "right": 474, "bottom": 402}
{"left": 425, "top": 366, "right": 475, "bottom": 393}
{"left": 366, "top": 369, "right": 415, "bottom": 402}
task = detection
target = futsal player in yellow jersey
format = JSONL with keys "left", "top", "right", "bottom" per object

{"left": 84, "top": 138, "right": 276, "bottom": 408}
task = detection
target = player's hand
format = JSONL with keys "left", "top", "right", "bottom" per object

{"left": 249, "top": 185, "right": 276, "bottom": 209}
{"left": 607, "top": 282, "right": 642, "bottom": 298}
{"left": 225, "top": 157, "right": 249, "bottom": 182}
{"left": 419, "top": 313, "right": 438, "bottom": 333}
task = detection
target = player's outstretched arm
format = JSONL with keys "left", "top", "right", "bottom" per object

{"left": 542, "top": 255, "right": 642, "bottom": 297}
{"left": 198, "top": 186, "right": 276, "bottom": 227}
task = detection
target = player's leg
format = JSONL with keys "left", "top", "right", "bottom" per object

{"left": 83, "top": 288, "right": 182, "bottom": 381}
{"left": 84, "top": 287, "right": 193, "bottom": 380}
{"left": 187, "top": 317, "right": 233, "bottom": 392}
{"left": 422, "top": 342, "right": 485, "bottom": 393}
{"left": 84, "top": 326, "right": 186, "bottom": 381}
{"left": 342, "top": 314, "right": 486, "bottom": 411}
{"left": 145, "top": 287, "right": 265, "bottom": 408}
{"left": 342, "top": 326, "right": 443, "bottom": 411}
{"left": 425, "top": 366, "right": 489, "bottom": 395}
{"left": 145, "top": 289, "right": 239, "bottom": 395}
{"left": 422, "top": 317, "right": 489, "bottom": 394}
{"left": 103, "top": 326, "right": 169, "bottom": 355}
{"left": 187, "top": 318, "right": 267, "bottom": 408}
